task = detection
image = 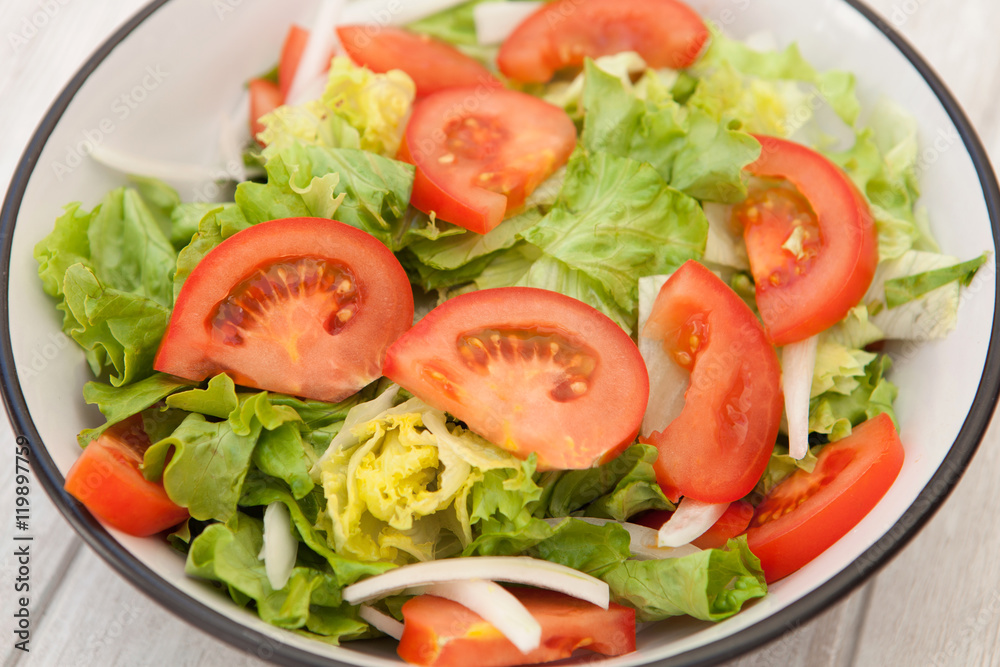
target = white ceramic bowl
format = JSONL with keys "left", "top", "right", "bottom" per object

{"left": 2, "top": 0, "right": 998, "bottom": 665}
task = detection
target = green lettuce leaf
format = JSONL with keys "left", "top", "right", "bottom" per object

{"left": 537, "top": 443, "right": 674, "bottom": 521}
{"left": 185, "top": 513, "right": 372, "bottom": 641}
{"left": 810, "top": 354, "right": 898, "bottom": 441}
{"left": 601, "top": 537, "right": 767, "bottom": 622}
{"left": 259, "top": 57, "right": 415, "bottom": 159}
{"left": 529, "top": 521, "right": 767, "bottom": 622}
{"left": 61, "top": 264, "right": 171, "bottom": 386}
{"left": 520, "top": 150, "right": 707, "bottom": 326}
{"left": 581, "top": 60, "right": 760, "bottom": 203}
{"left": 884, "top": 252, "right": 989, "bottom": 309}
{"left": 236, "top": 144, "right": 415, "bottom": 250}
{"left": 166, "top": 373, "right": 239, "bottom": 419}
{"left": 692, "top": 30, "right": 860, "bottom": 132}
{"left": 78, "top": 373, "right": 195, "bottom": 445}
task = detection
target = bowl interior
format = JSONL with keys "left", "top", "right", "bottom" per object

{"left": 4, "top": 0, "right": 997, "bottom": 665}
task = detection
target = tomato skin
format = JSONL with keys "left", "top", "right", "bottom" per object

{"left": 746, "top": 413, "right": 904, "bottom": 582}
{"left": 64, "top": 418, "right": 189, "bottom": 537}
{"left": 383, "top": 287, "right": 649, "bottom": 471}
{"left": 248, "top": 78, "right": 282, "bottom": 145}
{"left": 640, "top": 261, "right": 783, "bottom": 503}
{"left": 155, "top": 218, "right": 414, "bottom": 403}
{"left": 398, "top": 588, "right": 636, "bottom": 667}
{"left": 736, "top": 135, "right": 879, "bottom": 346}
{"left": 337, "top": 26, "right": 499, "bottom": 97}
{"left": 399, "top": 87, "right": 577, "bottom": 234}
{"left": 278, "top": 24, "right": 309, "bottom": 101}
{"left": 498, "top": 0, "right": 709, "bottom": 83}
{"left": 633, "top": 500, "right": 754, "bottom": 549}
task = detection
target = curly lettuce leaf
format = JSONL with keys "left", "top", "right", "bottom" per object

{"left": 185, "top": 513, "right": 373, "bottom": 641}
{"left": 581, "top": 60, "right": 760, "bottom": 203}
{"left": 520, "top": 150, "right": 707, "bottom": 326}
{"left": 529, "top": 521, "right": 767, "bottom": 622}
{"left": 77, "top": 373, "right": 194, "bottom": 445}
{"left": 259, "top": 57, "right": 415, "bottom": 158}
{"left": 536, "top": 443, "right": 674, "bottom": 521}
{"left": 809, "top": 354, "right": 898, "bottom": 441}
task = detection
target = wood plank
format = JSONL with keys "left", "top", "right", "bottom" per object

{"left": 21, "top": 546, "right": 270, "bottom": 667}
{"left": 0, "top": 429, "right": 82, "bottom": 665}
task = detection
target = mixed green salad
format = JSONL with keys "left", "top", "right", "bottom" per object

{"left": 34, "top": 0, "right": 989, "bottom": 663}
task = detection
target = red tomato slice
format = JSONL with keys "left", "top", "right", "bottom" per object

{"left": 733, "top": 135, "right": 879, "bottom": 346}
{"left": 154, "top": 217, "right": 413, "bottom": 403}
{"left": 398, "top": 87, "right": 576, "bottom": 234}
{"left": 745, "top": 413, "right": 904, "bottom": 582}
{"left": 640, "top": 261, "right": 783, "bottom": 503}
{"left": 64, "top": 417, "right": 189, "bottom": 537}
{"left": 383, "top": 287, "right": 649, "bottom": 471}
{"left": 398, "top": 588, "right": 636, "bottom": 667}
{"left": 633, "top": 500, "right": 754, "bottom": 549}
{"left": 337, "top": 26, "right": 499, "bottom": 97}
{"left": 278, "top": 24, "right": 310, "bottom": 101}
{"left": 248, "top": 78, "right": 282, "bottom": 145}
{"left": 498, "top": 0, "right": 709, "bottom": 83}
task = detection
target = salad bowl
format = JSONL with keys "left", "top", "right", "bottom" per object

{"left": 2, "top": 0, "right": 998, "bottom": 665}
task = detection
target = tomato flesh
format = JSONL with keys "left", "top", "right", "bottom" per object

{"left": 498, "top": 0, "right": 709, "bottom": 83}
{"left": 248, "top": 78, "right": 282, "bottom": 145}
{"left": 64, "top": 418, "right": 189, "bottom": 537}
{"left": 634, "top": 500, "right": 754, "bottom": 549}
{"left": 155, "top": 217, "right": 413, "bottom": 403}
{"left": 383, "top": 287, "right": 649, "bottom": 471}
{"left": 640, "top": 261, "right": 782, "bottom": 503}
{"left": 278, "top": 24, "right": 309, "bottom": 101}
{"left": 733, "top": 135, "right": 878, "bottom": 346}
{"left": 398, "top": 588, "right": 636, "bottom": 667}
{"left": 337, "top": 26, "right": 499, "bottom": 97}
{"left": 399, "top": 87, "right": 576, "bottom": 234}
{"left": 745, "top": 413, "right": 904, "bottom": 582}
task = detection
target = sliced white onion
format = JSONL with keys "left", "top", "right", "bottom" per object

{"left": 90, "top": 145, "right": 221, "bottom": 182}
{"left": 411, "top": 580, "right": 541, "bottom": 654}
{"left": 343, "top": 557, "right": 609, "bottom": 609}
{"left": 657, "top": 498, "right": 729, "bottom": 548}
{"left": 311, "top": 384, "right": 401, "bottom": 475}
{"left": 637, "top": 274, "right": 690, "bottom": 438}
{"left": 359, "top": 604, "right": 404, "bottom": 640}
{"left": 259, "top": 501, "right": 298, "bottom": 591}
{"left": 286, "top": 0, "right": 346, "bottom": 106}
{"left": 782, "top": 335, "right": 819, "bottom": 460}
{"left": 703, "top": 203, "right": 750, "bottom": 270}
{"left": 473, "top": 1, "right": 543, "bottom": 45}
{"left": 341, "top": 0, "right": 473, "bottom": 27}
{"left": 542, "top": 517, "right": 701, "bottom": 561}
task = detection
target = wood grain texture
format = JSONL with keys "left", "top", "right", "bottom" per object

{"left": 1, "top": 0, "right": 998, "bottom": 666}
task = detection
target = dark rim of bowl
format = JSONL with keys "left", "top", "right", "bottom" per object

{"left": 2, "top": 1, "right": 998, "bottom": 665}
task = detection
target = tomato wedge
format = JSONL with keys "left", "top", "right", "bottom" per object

{"left": 337, "top": 26, "right": 499, "bottom": 97}
{"left": 498, "top": 0, "right": 709, "bottom": 83}
{"left": 248, "top": 78, "right": 282, "bottom": 145}
{"left": 398, "top": 87, "right": 576, "bottom": 234}
{"left": 634, "top": 500, "right": 754, "bottom": 549}
{"left": 745, "top": 413, "right": 904, "bottom": 582}
{"left": 398, "top": 588, "right": 636, "bottom": 667}
{"left": 383, "top": 287, "right": 649, "bottom": 471}
{"left": 640, "top": 261, "right": 782, "bottom": 503}
{"left": 64, "top": 417, "right": 189, "bottom": 537}
{"left": 278, "top": 24, "right": 309, "bottom": 101}
{"left": 733, "top": 135, "right": 879, "bottom": 346}
{"left": 155, "top": 217, "right": 413, "bottom": 403}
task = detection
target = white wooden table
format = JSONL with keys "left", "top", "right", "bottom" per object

{"left": 1, "top": 1, "right": 998, "bottom": 665}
